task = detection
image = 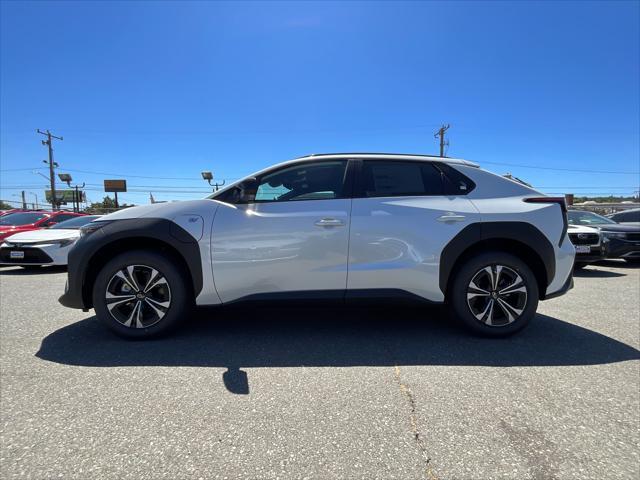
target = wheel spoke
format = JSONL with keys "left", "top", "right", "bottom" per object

{"left": 494, "top": 265, "right": 503, "bottom": 290}
{"left": 474, "top": 298, "right": 494, "bottom": 322}
{"left": 144, "top": 272, "right": 168, "bottom": 293}
{"left": 468, "top": 280, "right": 490, "bottom": 295}
{"left": 496, "top": 297, "right": 523, "bottom": 324}
{"left": 142, "top": 268, "right": 159, "bottom": 292}
{"left": 482, "top": 266, "right": 495, "bottom": 290}
{"left": 499, "top": 282, "right": 527, "bottom": 296}
{"left": 126, "top": 266, "right": 141, "bottom": 291}
{"left": 106, "top": 293, "right": 136, "bottom": 310}
{"left": 498, "top": 272, "right": 523, "bottom": 294}
{"left": 114, "top": 270, "right": 138, "bottom": 292}
{"left": 145, "top": 297, "right": 170, "bottom": 309}
{"left": 135, "top": 300, "right": 144, "bottom": 328}
{"left": 123, "top": 300, "right": 142, "bottom": 327}
{"left": 485, "top": 299, "right": 496, "bottom": 325}
{"left": 144, "top": 298, "right": 166, "bottom": 319}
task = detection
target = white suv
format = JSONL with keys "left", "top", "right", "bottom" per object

{"left": 60, "top": 153, "right": 575, "bottom": 338}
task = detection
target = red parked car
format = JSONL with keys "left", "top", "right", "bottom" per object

{"left": 0, "top": 211, "right": 86, "bottom": 242}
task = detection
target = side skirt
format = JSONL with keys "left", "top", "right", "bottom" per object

{"left": 221, "top": 289, "right": 443, "bottom": 307}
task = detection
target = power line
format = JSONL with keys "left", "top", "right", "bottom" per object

{"left": 0, "top": 167, "right": 46, "bottom": 172}
{"left": 481, "top": 160, "right": 639, "bottom": 175}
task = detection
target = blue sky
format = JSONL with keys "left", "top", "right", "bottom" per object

{"left": 1, "top": 0, "right": 639, "bottom": 206}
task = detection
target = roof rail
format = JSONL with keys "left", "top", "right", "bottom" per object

{"left": 296, "top": 152, "right": 446, "bottom": 159}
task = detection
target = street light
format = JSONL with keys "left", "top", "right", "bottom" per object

{"left": 58, "top": 172, "right": 72, "bottom": 186}
{"left": 201, "top": 170, "right": 225, "bottom": 191}
{"left": 57, "top": 173, "right": 83, "bottom": 213}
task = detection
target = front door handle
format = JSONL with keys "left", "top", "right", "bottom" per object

{"left": 315, "top": 218, "right": 345, "bottom": 227}
{"left": 437, "top": 213, "right": 466, "bottom": 222}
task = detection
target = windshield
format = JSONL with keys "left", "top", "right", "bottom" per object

{"left": 50, "top": 215, "right": 100, "bottom": 229}
{"left": 567, "top": 210, "right": 616, "bottom": 226}
{"left": 0, "top": 212, "right": 48, "bottom": 226}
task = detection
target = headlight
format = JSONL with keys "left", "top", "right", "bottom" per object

{"left": 54, "top": 238, "right": 76, "bottom": 248}
{"left": 602, "top": 231, "right": 626, "bottom": 239}
{"left": 79, "top": 221, "right": 113, "bottom": 237}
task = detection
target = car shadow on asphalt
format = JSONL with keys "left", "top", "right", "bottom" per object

{"left": 36, "top": 304, "right": 640, "bottom": 393}
{"left": 596, "top": 259, "right": 639, "bottom": 269}
{"left": 0, "top": 265, "right": 67, "bottom": 275}
{"left": 573, "top": 268, "right": 626, "bottom": 278}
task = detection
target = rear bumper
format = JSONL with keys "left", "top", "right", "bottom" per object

{"left": 544, "top": 269, "right": 574, "bottom": 300}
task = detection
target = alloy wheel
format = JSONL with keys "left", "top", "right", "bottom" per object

{"left": 466, "top": 264, "right": 528, "bottom": 326}
{"left": 105, "top": 265, "right": 172, "bottom": 328}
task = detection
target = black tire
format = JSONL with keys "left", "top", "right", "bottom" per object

{"left": 92, "top": 250, "right": 192, "bottom": 339}
{"left": 449, "top": 251, "right": 539, "bottom": 337}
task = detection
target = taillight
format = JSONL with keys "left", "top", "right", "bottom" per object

{"left": 524, "top": 197, "right": 568, "bottom": 246}
{"left": 523, "top": 196, "right": 567, "bottom": 212}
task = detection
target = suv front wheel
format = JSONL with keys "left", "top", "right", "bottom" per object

{"left": 450, "top": 251, "right": 539, "bottom": 337}
{"left": 92, "top": 250, "right": 191, "bottom": 338}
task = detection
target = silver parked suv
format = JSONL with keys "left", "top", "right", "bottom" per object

{"left": 60, "top": 153, "right": 575, "bottom": 338}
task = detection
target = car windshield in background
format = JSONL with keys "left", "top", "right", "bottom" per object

{"left": 0, "top": 212, "right": 48, "bottom": 226}
{"left": 567, "top": 210, "right": 616, "bottom": 226}
{"left": 50, "top": 215, "right": 100, "bottom": 229}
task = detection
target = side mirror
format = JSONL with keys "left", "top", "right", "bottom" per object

{"left": 238, "top": 177, "right": 258, "bottom": 203}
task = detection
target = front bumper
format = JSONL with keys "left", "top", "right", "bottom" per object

{"left": 605, "top": 238, "right": 640, "bottom": 260}
{"left": 574, "top": 245, "right": 607, "bottom": 265}
{"left": 0, "top": 246, "right": 55, "bottom": 265}
{"left": 59, "top": 283, "right": 87, "bottom": 310}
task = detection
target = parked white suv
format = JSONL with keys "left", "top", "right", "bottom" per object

{"left": 60, "top": 153, "right": 575, "bottom": 338}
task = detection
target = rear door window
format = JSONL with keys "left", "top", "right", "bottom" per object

{"left": 361, "top": 161, "right": 444, "bottom": 197}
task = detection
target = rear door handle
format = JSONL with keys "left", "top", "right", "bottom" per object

{"left": 437, "top": 213, "right": 466, "bottom": 222}
{"left": 315, "top": 218, "right": 345, "bottom": 227}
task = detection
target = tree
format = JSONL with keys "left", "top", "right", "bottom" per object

{"left": 0, "top": 200, "right": 13, "bottom": 210}
{"left": 86, "top": 196, "right": 133, "bottom": 214}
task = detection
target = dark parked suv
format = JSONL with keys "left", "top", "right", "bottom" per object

{"left": 567, "top": 210, "right": 640, "bottom": 264}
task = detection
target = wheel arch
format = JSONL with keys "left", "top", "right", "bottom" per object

{"left": 441, "top": 222, "right": 555, "bottom": 300}
{"left": 82, "top": 236, "right": 199, "bottom": 309}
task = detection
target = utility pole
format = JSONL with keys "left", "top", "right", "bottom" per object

{"left": 434, "top": 124, "right": 450, "bottom": 157}
{"left": 37, "top": 129, "right": 63, "bottom": 210}
{"left": 21, "top": 191, "right": 27, "bottom": 209}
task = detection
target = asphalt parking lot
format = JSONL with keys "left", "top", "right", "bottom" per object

{"left": 0, "top": 262, "right": 638, "bottom": 479}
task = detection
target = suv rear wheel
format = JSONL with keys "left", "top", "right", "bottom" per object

{"left": 92, "top": 250, "right": 191, "bottom": 338}
{"left": 450, "top": 251, "right": 539, "bottom": 337}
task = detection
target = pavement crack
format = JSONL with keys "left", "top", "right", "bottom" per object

{"left": 393, "top": 365, "right": 439, "bottom": 480}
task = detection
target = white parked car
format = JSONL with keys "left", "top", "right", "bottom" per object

{"left": 59, "top": 154, "right": 575, "bottom": 338}
{"left": 567, "top": 224, "right": 606, "bottom": 268}
{"left": 0, "top": 215, "right": 102, "bottom": 268}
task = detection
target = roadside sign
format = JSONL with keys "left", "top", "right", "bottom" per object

{"left": 104, "top": 179, "right": 127, "bottom": 192}
{"left": 45, "top": 190, "right": 81, "bottom": 204}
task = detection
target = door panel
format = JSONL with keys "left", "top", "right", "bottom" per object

{"left": 211, "top": 199, "right": 351, "bottom": 303}
{"left": 348, "top": 196, "right": 480, "bottom": 302}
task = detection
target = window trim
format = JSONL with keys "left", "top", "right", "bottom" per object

{"left": 229, "top": 159, "right": 354, "bottom": 205}
{"left": 352, "top": 158, "right": 474, "bottom": 199}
